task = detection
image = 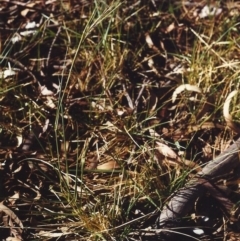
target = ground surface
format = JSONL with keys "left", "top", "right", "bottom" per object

{"left": 1, "top": 0, "right": 240, "bottom": 240}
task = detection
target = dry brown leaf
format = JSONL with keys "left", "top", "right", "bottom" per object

{"left": 16, "top": 135, "right": 23, "bottom": 147}
{"left": 172, "top": 84, "right": 202, "bottom": 103}
{"left": 21, "top": 2, "right": 38, "bottom": 17}
{"left": 145, "top": 32, "right": 161, "bottom": 54}
{"left": 154, "top": 138, "right": 201, "bottom": 171}
{"left": 202, "top": 144, "right": 213, "bottom": 159}
{"left": 40, "top": 85, "right": 54, "bottom": 96}
{"left": 0, "top": 203, "right": 23, "bottom": 228}
{"left": 42, "top": 119, "right": 50, "bottom": 134}
{"left": 182, "top": 159, "right": 202, "bottom": 172}
{"left": 8, "top": 193, "right": 20, "bottom": 206}
{"left": 149, "top": 128, "right": 161, "bottom": 138}
{"left": 145, "top": 33, "right": 154, "bottom": 48}
{"left": 165, "top": 22, "right": 175, "bottom": 33}
{"left": 97, "top": 160, "right": 120, "bottom": 170}
{"left": 9, "top": 226, "right": 22, "bottom": 240}
{"left": 223, "top": 90, "right": 240, "bottom": 133}
{"left": 0, "top": 63, "right": 16, "bottom": 79}
{"left": 6, "top": 237, "right": 22, "bottom": 241}
{"left": 38, "top": 231, "right": 70, "bottom": 237}
{"left": 12, "top": 165, "right": 22, "bottom": 174}
{"left": 156, "top": 141, "right": 178, "bottom": 159}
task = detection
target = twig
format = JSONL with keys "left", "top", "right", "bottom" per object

{"left": 122, "top": 83, "right": 134, "bottom": 109}
{"left": 158, "top": 138, "right": 240, "bottom": 238}
{"left": 46, "top": 26, "right": 62, "bottom": 67}
{"left": 134, "top": 79, "right": 150, "bottom": 108}
{"left": 0, "top": 0, "right": 58, "bottom": 14}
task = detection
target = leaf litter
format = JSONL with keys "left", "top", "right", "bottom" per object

{"left": 0, "top": 0, "right": 240, "bottom": 240}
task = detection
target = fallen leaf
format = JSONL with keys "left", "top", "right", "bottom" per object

{"left": 8, "top": 192, "right": 20, "bottom": 205}
{"left": 97, "top": 160, "right": 120, "bottom": 170}
{"left": 40, "top": 85, "right": 54, "bottom": 96}
{"left": 156, "top": 141, "right": 178, "bottom": 159}
{"left": 223, "top": 90, "right": 240, "bottom": 133}
{"left": 145, "top": 33, "right": 154, "bottom": 48}
{"left": 6, "top": 237, "right": 22, "bottom": 241}
{"left": 172, "top": 84, "right": 202, "bottom": 103}
{"left": 0, "top": 203, "right": 23, "bottom": 228}
{"left": 21, "top": 2, "right": 37, "bottom": 17}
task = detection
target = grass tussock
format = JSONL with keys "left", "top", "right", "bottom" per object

{"left": 0, "top": 0, "right": 240, "bottom": 240}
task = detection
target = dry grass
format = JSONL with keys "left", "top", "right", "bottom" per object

{"left": 0, "top": 0, "right": 240, "bottom": 240}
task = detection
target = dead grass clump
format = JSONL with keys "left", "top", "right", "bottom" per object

{"left": 0, "top": 0, "right": 240, "bottom": 240}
